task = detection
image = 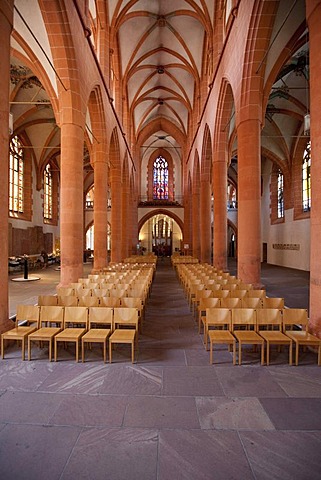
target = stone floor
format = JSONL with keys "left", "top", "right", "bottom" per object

{"left": 1, "top": 259, "right": 320, "bottom": 479}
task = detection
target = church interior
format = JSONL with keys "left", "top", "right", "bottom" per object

{"left": 1, "top": 1, "right": 321, "bottom": 478}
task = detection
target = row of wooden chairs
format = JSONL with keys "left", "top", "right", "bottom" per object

{"left": 204, "top": 307, "right": 321, "bottom": 366}
{"left": 1, "top": 305, "right": 139, "bottom": 363}
{"left": 197, "top": 296, "right": 284, "bottom": 333}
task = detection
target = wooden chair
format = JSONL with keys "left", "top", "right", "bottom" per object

{"left": 56, "top": 287, "right": 75, "bottom": 296}
{"left": 246, "top": 289, "right": 266, "bottom": 298}
{"left": 206, "top": 308, "right": 236, "bottom": 365}
{"left": 232, "top": 308, "right": 264, "bottom": 365}
{"left": 57, "top": 295, "right": 78, "bottom": 307}
{"left": 109, "top": 307, "right": 139, "bottom": 363}
{"left": 282, "top": 308, "right": 321, "bottom": 365}
{"left": 222, "top": 283, "right": 238, "bottom": 291}
{"left": 192, "top": 289, "right": 213, "bottom": 317}
{"left": 229, "top": 290, "right": 248, "bottom": 299}
{"left": 257, "top": 308, "right": 292, "bottom": 365}
{"left": 28, "top": 306, "right": 64, "bottom": 361}
{"left": 99, "top": 297, "right": 121, "bottom": 308}
{"left": 109, "top": 289, "right": 127, "bottom": 298}
{"left": 220, "top": 297, "right": 242, "bottom": 309}
{"left": 82, "top": 307, "right": 112, "bottom": 363}
{"left": 262, "top": 297, "right": 284, "bottom": 309}
{"left": 1, "top": 305, "right": 40, "bottom": 361}
{"left": 238, "top": 283, "right": 253, "bottom": 290}
{"left": 77, "top": 295, "right": 100, "bottom": 307}
{"left": 211, "top": 289, "right": 229, "bottom": 299}
{"left": 242, "top": 297, "right": 263, "bottom": 309}
{"left": 38, "top": 295, "right": 58, "bottom": 306}
{"left": 121, "top": 297, "right": 144, "bottom": 331}
{"left": 198, "top": 297, "right": 221, "bottom": 334}
{"left": 54, "top": 306, "right": 88, "bottom": 362}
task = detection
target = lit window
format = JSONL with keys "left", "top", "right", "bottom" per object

{"left": 302, "top": 141, "right": 311, "bottom": 212}
{"left": 86, "top": 186, "right": 94, "bottom": 209}
{"left": 86, "top": 225, "right": 94, "bottom": 250}
{"left": 44, "top": 163, "right": 52, "bottom": 220}
{"left": 153, "top": 156, "right": 168, "bottom": 199}
{"left": 277, "top": 170, "right": 284, "bottom": 218}
{"left": 9, "top": 135, "right": 24, "bottom": 214}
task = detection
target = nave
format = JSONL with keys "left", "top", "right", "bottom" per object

{"left": 0, "top": 260, "right": 321, "bottom": 479}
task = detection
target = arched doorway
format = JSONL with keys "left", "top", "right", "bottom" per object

{"left": 138, "top": 212, "right": 183, "bottom": 257}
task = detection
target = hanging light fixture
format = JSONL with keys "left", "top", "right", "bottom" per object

{"left": 9, "top": 112, "right": 13, "bottom": 134}
{"left": 304, "top": 113, "right": 310, "bottom": 136}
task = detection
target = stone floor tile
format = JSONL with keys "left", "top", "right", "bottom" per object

{"left": 158, "top": 429, "right": 255, "bottom": 480}
{"left": 196, "top": 396, "right": 275, "bottom": 430}
{"left": 38, "top": 362, "right": 108, "bottom": 394}
{"left": 0, "top": 359, "right": 56, "bottom": 391}
{"left": 259, "top": 397, "right": 321, "bottom": 430}
{"left": 216, "top": 366, "right": 287, "bottom": 397}
{"left": 124, "top": 395, "right": 200, "bottom": 429}
{"left": 61, "top": 427, "right": 158, "bottom": 480}
{"left": 0, "top": 390, "right": 63, "bottom": 424}
{"left": 240, "top": 431, "right": 321, "bottom": 480}
{"left": 99, "top": 365, "right": 162, "bottom": 395}
{"left": 268, "top": 365, "right": 321, "bottom": 397}
{"left": 137, "top": 347, "right": 187, "bottom": 366}
{"left": 48, "top": 393, "right": 128, "bottom": 427}
{"left": 163, "top": 366, "right": 224, "bottom": 396}
{"left": 0, "top": 423, "right": 81, "bottom": 480}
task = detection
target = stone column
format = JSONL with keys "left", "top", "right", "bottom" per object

{"left": 200, "top": 180, "right": 212, "bottom": 264}
{"left": 93, "top": 146, "right": 108, "bottom": 271}
{"left": 183, "top": 191, "right": 192, "bottom": 255}
{"left": 307, "top": 0, "right": 321, "bottom": 337}
{"left": 121, "top": 175, "right": 129, "bottom": 259}
{"left": 110, "top": 167, "right": 122, "bottom": 262}
{"left": 0, "top": 0, "right": 14, "bottom": 333}
{"left": 237, "top": 118, "right": 261, "bottom": 287}
{"left": 60, "top": 122, "right": 84, "bottom": 285}
{"left": 213, "top": 154, "right": 227, "bottom": 271}
{"left": 192, "top": 190, "right": 201, "bottom": 260}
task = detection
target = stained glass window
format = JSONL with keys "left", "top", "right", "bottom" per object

{"left": 44, "top": 163, "right": 52, "bottom": 220}
{"left": 302, "top": 141, "right": 311, "bottom": 212}
{"left": 277, "top": 170, "right": 284, "bottom": 218}
{"left": 153, "top": 156, "right": 168, "bottom": 199}
{"left": 9, "top": 135, "right": 24, "bottom": 213}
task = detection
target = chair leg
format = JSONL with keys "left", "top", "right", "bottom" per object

{"left": 261, "top": 342, "right": 264, "bottom": 365}
{"left": 289, "top": 342, "right": 293, "bottom": 366}
{"left": 1, "top": 336, "right": 4, "bottom": 359}
{"left": 209, "top": 341, "right": 213, "bottom": 365}
{"left": 238, "top": 343, "right": 242, "bottom": 365}
{"left": 295, "top": 342, "right": 299, "bottom": 366}
{"left": 232, "top": 342, "right": 236, "bottom": 365}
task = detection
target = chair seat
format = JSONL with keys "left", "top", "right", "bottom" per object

{"left": 234, "top": 331, "right": 264, "bottom": 343}
{"left": 29, "top": 327, "right": 61, "bottom": 340}
{"left": 82, "top": 328, "right": 111, "bottom": 342}
{"left": 2, "top": 326, "right": 37, "bottom": 339}
{"left": 285, "top": 330, "right": 321, "bottom": 345}
{"left": 110, "top": 330, "right": 136, "bottom": 343}
{"left": 208, "top": 330, "right": 235, "bottom": 344}
{"left": 55, "top": 328, "right": 86, "bottom": 341}
{"left": 259, "top": 330, "right": 292, "bottom": 344}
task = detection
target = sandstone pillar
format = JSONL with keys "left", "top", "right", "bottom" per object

{"left": 237, "top": 118, "right": 261, "bottom": 286}
{"left": 200, "top": 180, "right": 212, "bottom": 264}
{"left": 192, "top": 191, "right": 200, "bottom": 260}
{"left": 0, "top": 0, "right": 14, "bottom": 333}
{"left": 307, "top": 0, "right": 321, "bottom": 336}
{"left": 213, "top": 155, "right": 227, "bottom": 271}
{"left": 93, "top": 147, "right": 108, "bottom": 271}
{"left": 111, "top": 167, "right": 122, "bottom": 262}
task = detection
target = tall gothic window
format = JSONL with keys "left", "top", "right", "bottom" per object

{"left": 153, "top": 156, "right": 168, "bottom": 199}
{"left": 44, "top": 163, "right": 52, "bottom": 220}
{"left": 302, "top": 141, "right": 311, "bottom": 212}
{"left": 9, "top": 135, "right": 24, "bottom": 214}
{"left": 277, "top": 170, "right": 284, "bottom": 218}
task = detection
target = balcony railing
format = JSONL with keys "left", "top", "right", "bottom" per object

{"left": 138, "top": 196, "right": 184, "bottom": 207}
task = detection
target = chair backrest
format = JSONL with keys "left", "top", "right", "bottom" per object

{"left": 99, "top": 296, "right": 121, "bottom": 308}
{"left": 109, "top": 289, "right": 127, "bottom": 298}
{"left": 64, "top": 306, "right": 88, "bottom": 328}
{"left": 222, "top": 283, "right": 237, "bottom": 291}
{"left": 113, "top": 307, "right": 139, "bottom": 330}
{"left": 88, "top": 307, "right": 113, "bottom": 329}
{"left": 80, "top": 288, "right": 92, "bottom": 297}
{"left": 206, "top": 308, "right": 231, "bottom": 328}
{"left": 93, "top": 288, "right": 109, "bottom": 297}
{"left": 229, "top": 290, "right": 248, "bottom": 299}
{"left": 57, "top": 295, "right": 78, "bottom": 307}
{"left": 206, "top": 284, "right": 222, "bottom": 292}
{"left": 242, "top": 297, "right": 262, "bottom": 309}
{"left": 77, "top": 296, "right": 100, "bottom": 307}
{"left": 282, "top": 308, "right": 308, "bottom": 331}
{"left": 232, "top": 308, "right": 257, "bottom": 330}
{"left": 211, "top": 290, "right": 229, "bottom": 299}
{"left": 262, "top": 297, "right": 284, "bottom": 309}
{"left": 195, "top": 289, "right": 213, "bottom": 301}
{"left": 121, "top": 297, "right": 143, "bottom": 310}
{"left": 246, "top": 289, "right": 266, "bottom": 298}
{"left": 56, "top": 287, "right": 75, "bottom": 296}
{"left": 220, "top": 297, "right": 242, "bottom": 309}
{"left": 238, "top": 283, "right": 253, "bottom": 290}
{"left": 256, "top": 308, "right": 282, "bottom": 330}
{"left": 16, "top": 304, "right": 40, "bottom": 327}
{"left": 199, "top": 297, "right": 221, "bottom": 310}
{"left": 39, "top": 305, "right": 64, "bottom": 327}
{"left": 38, "top": 295, "right": 58, "bottom": 306}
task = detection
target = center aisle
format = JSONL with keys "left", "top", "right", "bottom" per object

{"left": 139, "top": 257, "right": 208, "bottom": 364}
